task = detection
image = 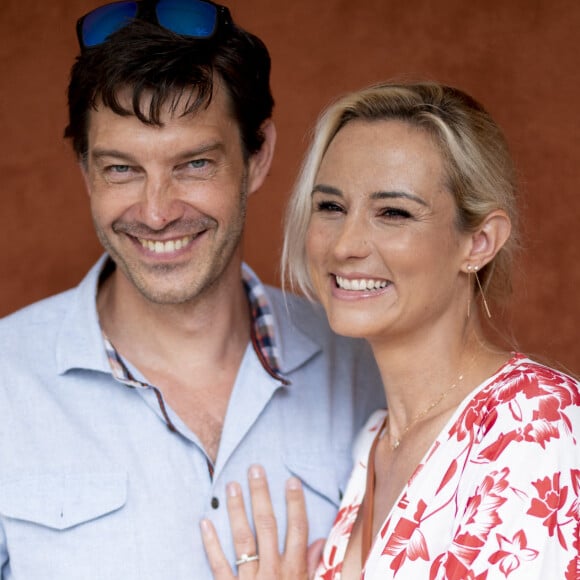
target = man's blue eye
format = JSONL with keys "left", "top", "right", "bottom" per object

{"left": 189, "top": 159, "right": 207, "bottom": 168}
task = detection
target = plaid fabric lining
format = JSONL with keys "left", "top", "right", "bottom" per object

{"left": 104, "top": 267, "right": 284, "bottom": 387}
{"left": 242, "top": 267, "right": 284, "bottom": 380}
{"left": 103, "top": 337, "right": 142, "bottom": 387}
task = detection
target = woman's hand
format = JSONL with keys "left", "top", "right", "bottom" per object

{"left": 201, "top": 464, "right": 311, "bottom": 579}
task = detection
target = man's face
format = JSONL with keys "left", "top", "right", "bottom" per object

{"left": 82, "top": 84, "right": 269, "bottom": 306}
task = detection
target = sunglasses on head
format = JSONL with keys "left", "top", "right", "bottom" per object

{"left": 76, "top": 0, "right": 232, "bottom": 50}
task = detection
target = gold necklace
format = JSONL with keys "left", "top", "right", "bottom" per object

{"left": 386, "top": 360, "right": 474, "bottom": 450}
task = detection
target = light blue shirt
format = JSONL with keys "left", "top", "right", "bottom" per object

{"left": 0, "top": 257, "right": 383, "bottom": 579}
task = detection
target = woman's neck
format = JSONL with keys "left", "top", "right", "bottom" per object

{"left": 368, "top": 319, "right": 509, "bottom": 443}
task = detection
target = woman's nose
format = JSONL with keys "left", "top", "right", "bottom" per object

{"left": 332, "top": 214, "right": 371, "bottom": 261}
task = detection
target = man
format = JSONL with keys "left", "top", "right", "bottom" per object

{"left": 0, "top": 1, "right": 383, "bottom": 578}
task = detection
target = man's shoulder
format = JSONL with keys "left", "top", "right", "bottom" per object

{"left": 0, "top": 288, "right": 78, "bottom": 348}
{"left": 263, "top": 285, "right": 368, "bottom": 352}
{"left": 263, "top": 285, "right": 385, "bottom": 411}
{"left": 263, "top": 285, "right": 323, "bottom": 317}
{"left": 264, "top": 286, "right": 331, "bottom": 337}
{"left": 0, "top": 288, "right": 76, "bottom": 329}
{"left": 0, "top": 258, "right": 103, "bottom": 343}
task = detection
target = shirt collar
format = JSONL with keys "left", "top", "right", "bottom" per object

{"left": 57, "top": 256, "right": 316, "bottom": 384}
{"left": 242, "top": 263, "right": 288, "bottom": 384}
{"left": 103, "top": 262, "right": 287, "bottom": 386}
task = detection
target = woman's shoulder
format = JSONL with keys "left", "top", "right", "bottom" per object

{"left": 499, "top": 352, "right": 577, "bottom": 380}
{"left": 486, "top": 352, "right": 579, "bottom": 403}
{"left": 452, "top": 352, "right": 580, "bottom": 453}
{"left": 450, "top": 353, "right": 580, "bottom": 453}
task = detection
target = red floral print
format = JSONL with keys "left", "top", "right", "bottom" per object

{"left": 318, "top": 503, "right": 362, "bottom": 579}
{"left": 527, "top": 472, "right": 570, "bottom": 548}
{"left": 314, "top": 355, "right": 580, "bottom": 579}
{"left": 463, "top": 468, "right": 509, "bottom": 538}
{"left": 488, "top": 530, "right": 539, "bottom": 577}
{"left": 382, "top": 500, "right": 430, "bottom": 572}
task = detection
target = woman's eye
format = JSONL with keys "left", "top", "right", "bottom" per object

{"left": 380, "top": 207, "right": 412, "bottom": 219}
{"left": 315, "top": 200, "right": 344, "bottom": 213}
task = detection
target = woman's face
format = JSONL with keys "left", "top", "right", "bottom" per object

{"left": 305, "top": 119, "right": 471, "bottom": 343}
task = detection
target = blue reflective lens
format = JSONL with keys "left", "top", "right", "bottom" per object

{"left": 82, "top": 2, "right": 139, "bottom": 48}
{"left": 156, "top": 0, "right": 217, "bottom": 37}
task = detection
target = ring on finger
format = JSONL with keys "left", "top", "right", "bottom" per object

{"left": 235, "top": 553, "right": 259, "bottom": 566}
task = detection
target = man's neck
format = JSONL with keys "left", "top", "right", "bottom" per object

{"left": 96, "top": 262, "right": 251, "bottom": 386}
{"left": 96, "top": 261, "right": 252, "bottom": 461}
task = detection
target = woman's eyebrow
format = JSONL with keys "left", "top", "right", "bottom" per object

{"left": 312, "top": 185, "right": 428, "bottom": 207}
{"left": 371, "top": 190, "right": 428, "bottom": 206}
{"left": 311, "top": 184, "right": 342, "bottom": 197}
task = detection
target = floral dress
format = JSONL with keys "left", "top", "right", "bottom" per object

{"left": 314, "top": 354, "right": 580, "bottom": 579}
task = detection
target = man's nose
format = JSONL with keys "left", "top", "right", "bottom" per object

{"left": 138, "top": 176, "right": 186, "bottom": 230}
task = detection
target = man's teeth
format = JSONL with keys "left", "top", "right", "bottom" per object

{"left": 335, "top": 275, "right": 389, "bottom": 291}
{"left": 138, "top": 236, "right": 193, "bottom": 254}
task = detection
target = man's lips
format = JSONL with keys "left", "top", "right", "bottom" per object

{"left": 112, "top": 216, "right": 215, "bottom": 255}
{"left": 136, "top": 235, "right": 197, "bottom": 254}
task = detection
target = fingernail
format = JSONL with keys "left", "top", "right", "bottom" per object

{"left": 249, "top": 464, "right": 264, "bottom": 479}
{"left": 227, "top": 482, "right": 240, "bottom": 497}
{"left": 286, "top": 477, "right": 302, "bottom": 491}
{"left": 200, "top": 519, "right": 212, "bottom": 535}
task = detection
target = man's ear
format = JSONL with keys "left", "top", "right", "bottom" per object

{"left": 246, "top": 119, "right": 277, "bottom": 195}
{"left": 463, "top": 209, "right": 512, "bottom": 269}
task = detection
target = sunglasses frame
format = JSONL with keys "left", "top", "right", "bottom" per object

{"left": 76, "top": 0, "right": 232, "bottom": 50}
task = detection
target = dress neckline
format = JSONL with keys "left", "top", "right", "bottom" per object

{"left": 358, "top": 352, "right": 524, "bottom": 571}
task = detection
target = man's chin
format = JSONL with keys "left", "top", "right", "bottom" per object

{"left": 111, "top": 263, "right": 201, "bottom": 306}
{"left": 132, "top": 278, "right": 201, "bottom": 306}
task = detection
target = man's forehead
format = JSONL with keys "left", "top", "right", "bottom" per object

{"left": 84, "top": 82, "right": 243, "bottom": 161}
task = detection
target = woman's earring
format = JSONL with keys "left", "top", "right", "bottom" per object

{"left": 466, "top": 265, "right": 473, "bottom": 318}
{"left": 473, "top": 265, "right": 492, "bottom": 319}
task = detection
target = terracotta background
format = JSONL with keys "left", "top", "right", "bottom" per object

{"left": 1, "top": 0, "right": 578, "bottom": 373}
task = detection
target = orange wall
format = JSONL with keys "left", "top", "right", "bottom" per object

{"left": 1, "top": 0, "right": 578, "bottom": 373}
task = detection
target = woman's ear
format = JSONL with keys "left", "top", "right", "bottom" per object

{"left": 246, "top": 119, "right": 277, "bottom": 196}
{"left": 463, "top": 210, "right": 512, "bottom": 269}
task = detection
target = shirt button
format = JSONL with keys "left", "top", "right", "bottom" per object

{"left": 211, "top": 497, "right": 220, "bottom": 509}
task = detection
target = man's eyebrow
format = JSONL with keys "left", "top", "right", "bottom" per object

{"left": 312, "top": 184, "right": 428, "bottom": 207}
{"left": 90, "top": 142, "right": 225, "bottom": 164}
{"left": 90, "top": 148, "right": 136, "bottom": 163}
{"left": 171, "top": 142, "right": 226, "bottom": 163}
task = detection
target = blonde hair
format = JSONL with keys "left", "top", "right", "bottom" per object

{"left": 282, "top": 81, "right": 519, "bottom": 302}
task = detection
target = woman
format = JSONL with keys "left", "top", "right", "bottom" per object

{"left": 201, "top": 82, "right": 580, "bottom": 579}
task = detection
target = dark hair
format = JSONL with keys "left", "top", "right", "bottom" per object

{"left": 64, "top": 18, "right": 274, "bottom": 160}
